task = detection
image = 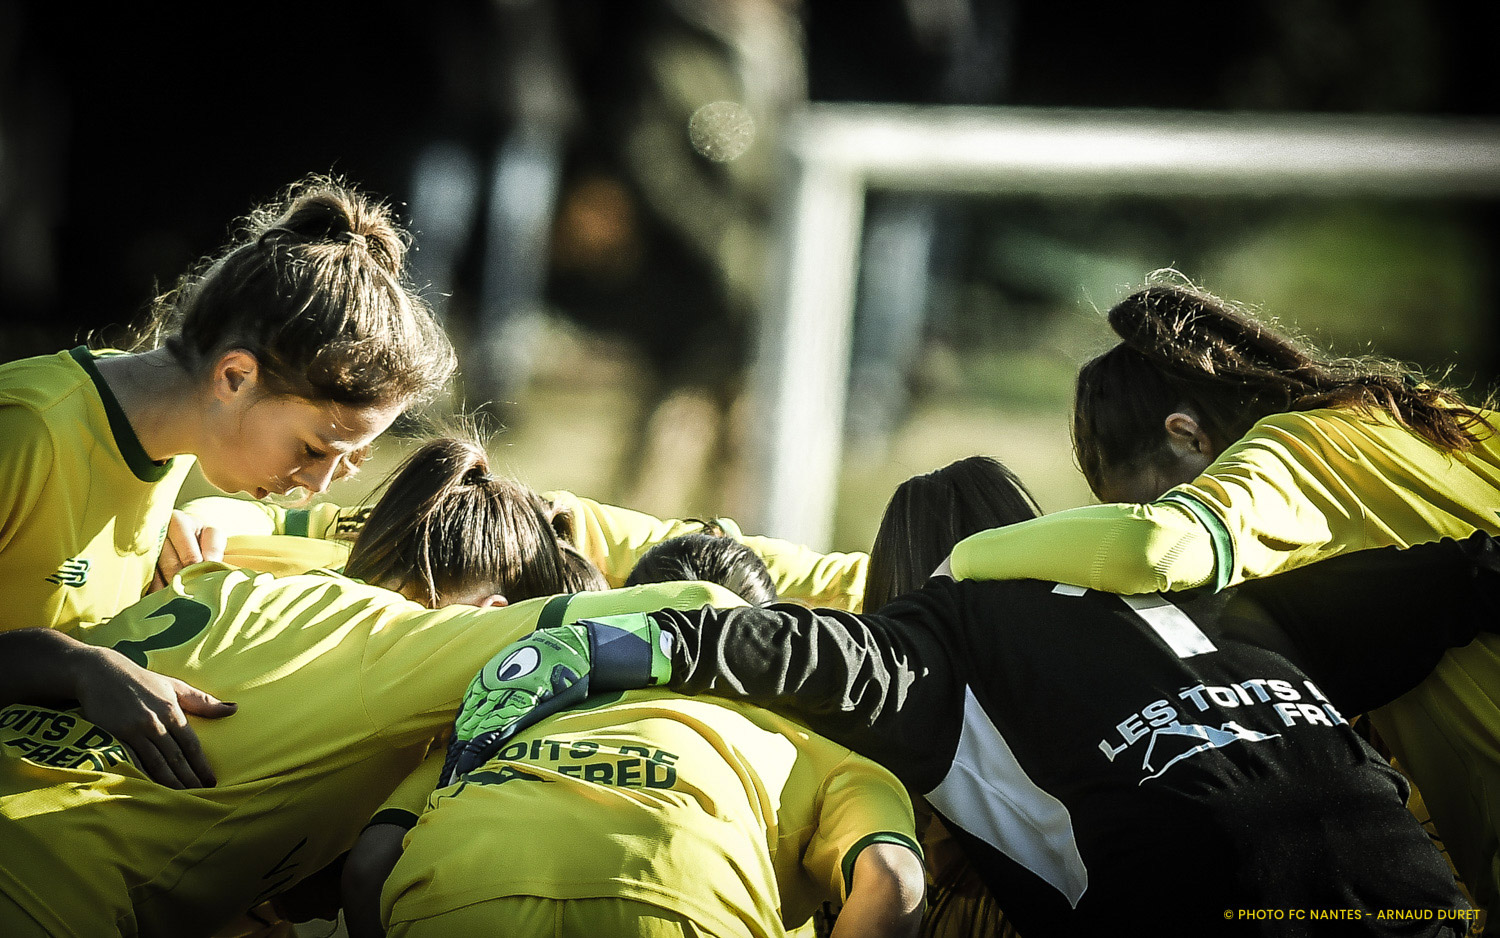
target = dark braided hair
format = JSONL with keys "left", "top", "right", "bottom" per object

{"left": 1073, "top": 277, "right": 1491, "bottom": 497}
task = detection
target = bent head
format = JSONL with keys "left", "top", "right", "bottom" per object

{"left": 344, "top": 436, "right": 571, "bottom": 608}
{"left": 864, "top": 456, "right": 1042, "bottom": 611}
{"left": 148, "top": 175, "right": 456, "bottom": 497}
{"left": 1073, "top": 280, "right": 1299, "bottom": 502}
{"left": 625, "top": 532, "right": 778, "bottom": 606}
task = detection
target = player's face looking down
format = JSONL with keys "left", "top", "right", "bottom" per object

{"left": 195, "top": 350, "right": 402, "bottom": 500}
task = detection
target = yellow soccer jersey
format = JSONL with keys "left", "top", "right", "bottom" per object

{"left": 0, "top": 567, "right": 745, "bottom": 938}
{"left": 948, "top": 406, "right": 1500, "bottom": 916}
{"left": 382, "top": 689, "right": 918, "bottom": 938}
{"left": 364, "top": 750, "right": 817, "bottom": 937}
{"left": 0, "top": 347, "right": 195, "bottom": 633}
{"left": 949, "top": 407, "right": 1500, "bottom": 594}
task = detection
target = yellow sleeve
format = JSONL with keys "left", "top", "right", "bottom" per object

{"left": 219, "top": 534, "right": 351, "bottom": 577}
{"left": 1167, "top": 409, "right": 1498, "bottom": 586}
{"left": 803, "top": 752, "right": 920, "bottom": 904}
{"left": 0, "top": 407, "right": 66, "bottom": 631}
{"left": 545, "top": 490, "right": 868, "bottom": 609}
{"left": 0, "top": 405, "right": 53, "bottom": 541}
{"left": 949, "top": 498, "right": 1219, "bottom": 594}
{"left": 543, "top": 490, "right": 715, "bottom": 587}
{"left": 952, "top": 409, "right": 1495, "bottom": 594}
{"left": 370, "top": 749, "right": 445, "bottom": 830}
{"left": 182, "top": 497, "right": 367, "bottom": 541}
{"left": 179, "top": 496, "right": 280, "bottom": 537}
{"left": 738, "top": 535, "right": 868, "bottom": 612}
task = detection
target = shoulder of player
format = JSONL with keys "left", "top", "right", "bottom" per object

{"left": 0, "top": 349, "right": 98, "bottom": 412}
{"left": 1247, "top": 407, "right": 1410, "bottom": 445}
{"left": 175, "top": 562, "right": 390, "bottom": 605}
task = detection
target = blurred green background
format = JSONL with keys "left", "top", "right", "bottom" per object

{"left": 6, "top": 1, "right": 1498, "bottom": 555}
{"left": 171, "top": 192, "right": 1497, "bottom": 553}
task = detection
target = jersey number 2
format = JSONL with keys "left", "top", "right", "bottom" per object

{"left": 113, "top": 597, "right": 212, "bottom": 666}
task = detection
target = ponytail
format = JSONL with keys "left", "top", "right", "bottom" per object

{"left": 143, "top": 174, "right": 455, "bottom": 408}
{"left": 1074, "top": 275, "right": 1491, "bottom": 495}
{"left": 346, "top": 436, "right": 570, "bottom": 606}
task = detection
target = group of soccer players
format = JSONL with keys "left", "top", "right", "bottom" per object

{"left": 2, "top": 175, "right": 1498, "bottom": 937}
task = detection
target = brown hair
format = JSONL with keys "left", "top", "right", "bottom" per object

{"left": 624, "top": 533, "right": 779, "bottom": 606}
{"left": 863, "top": 456, "right": 1041, "bottom": 612}
{"left": 142, "top": 175, "right": 456, "bottom": 408}
{"left": 344, "top": 436, "right": 569, "bottom": 606}
{"left": 558, "top": 543, "right": 610, "bottom": 593}
{"left": 1074, "top": 277, "right": 1491, "bottom": 498}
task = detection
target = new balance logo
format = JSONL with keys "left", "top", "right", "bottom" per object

{"left": 46, "top": 558, "right": 91, "bottom": 587}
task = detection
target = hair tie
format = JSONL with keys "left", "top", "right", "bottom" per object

{"left": 462, "top": 465, "right": 492, "bottom": 487}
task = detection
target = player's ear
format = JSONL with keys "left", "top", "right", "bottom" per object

{"left": 1163, "top": 411, "right": 1217, "bottom": 461}
{"left": 211, "top": 349, "right": 261, "bottom": 403}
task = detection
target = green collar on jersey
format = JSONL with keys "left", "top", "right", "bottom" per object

{"left": 70, "top": 346, "right": 178, "bottom": 483}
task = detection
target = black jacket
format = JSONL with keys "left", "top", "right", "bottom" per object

{"left": 648, "top": 535, "right": 1499, "bottom": 936}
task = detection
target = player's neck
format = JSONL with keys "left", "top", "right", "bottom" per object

{"left": 93, "top": 349, "right": 203, "bottom": 462}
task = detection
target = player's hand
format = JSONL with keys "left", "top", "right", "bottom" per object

{"left": 72, "top": 645, "right": 237, "bottom": 788}
{"left": 442, "top": 625, "right": 595, "bottom": 786}
{"left": 441, "top": 614, "right": 673, "bottom": 785}
{"left": 151, "top": 510, "right": 227, "bottom": 592}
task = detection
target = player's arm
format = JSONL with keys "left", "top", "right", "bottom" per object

{"left": 543, "top": 490, "right": 716, "bottom": 586}
{"left": 445, "top": 589, "right": 962, "bottom": 789}
{"left": 950, "top": 412, "right": 1410, "bottom": 597}
{"left": 0, "top": 626, "right": 236, "bottom": 788}
{"left": 808, "top": 750, "right": 925, "bottom": 938}
{"left": 547, "top": 490, "right": 869, "bottom": 609}
{"left": 1229, "top": 531, "right": 1500, "bottom": 714}
{"left": 342, "top": 753, "right": 441, "bottom": 938}
{"left": 217, "top": 534, "right": 353, "bottom": 577}
{"left": 177, "top": 496, "right": 281, "bottom": 536}
{"left": 832, "top": 844, "right": 926, "bottom": 938}
{"left": 658, "top": 596, "right": 959, "bottom": 754}
{"left": 948, "top": 498, "right": 1219, "bottom": 594}
{"left": 343, "top": 824, "right": 406, "bottom": 938}
{"left": 737, "top": 534, "right": 869, "bottom": 611}
{"left": 180, "top": 496, "right": 365, "bottom": 540}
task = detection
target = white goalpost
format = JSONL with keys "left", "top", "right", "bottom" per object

{"left": 746, "top": 104, "right": 1500, "bottom": 548}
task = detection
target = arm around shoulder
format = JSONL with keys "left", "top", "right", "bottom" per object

{"left": 542, "top": 490, "right": 710, "bottom": 586}
{"left": 343, "top": 751, "right": 442, "bottom": 938}
{"left": 178, "top": 496, "right": 282, "bottom": 537}
{"left": 949, "top": 500, "right": 1219, "bottom": 594}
